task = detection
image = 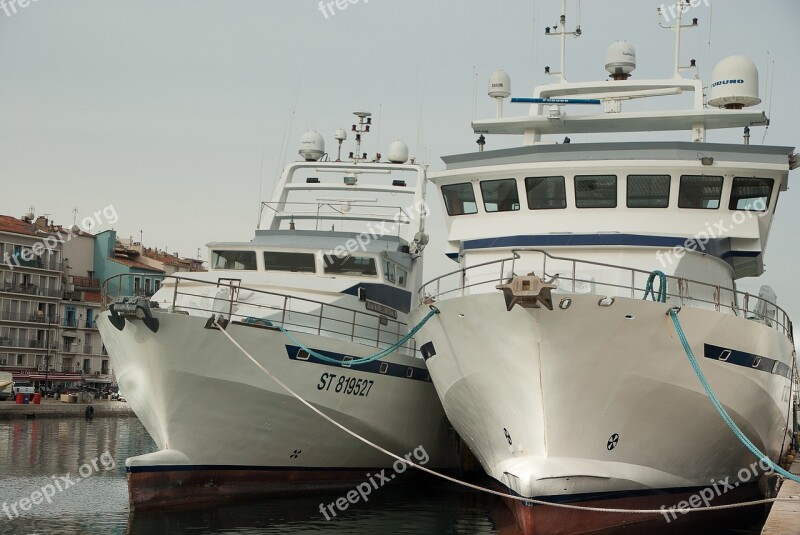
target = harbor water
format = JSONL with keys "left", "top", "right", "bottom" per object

{"left": 0, "top": 417, "right": 770, "bottom": 534}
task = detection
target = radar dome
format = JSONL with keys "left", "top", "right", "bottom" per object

{"left": 488, "top": 70, "right": 511, "bottom": 99}
{"left": 388, "top": 141, "right": 409, "bottom": 164}
{"left": 298, "top": 131, "right": 325, "bottom": 161}
{"left": 708, "top": 55, "right": 761, "bottom": 109}
{"left": 605, "top": 42, "right": 636, "bottom": 80}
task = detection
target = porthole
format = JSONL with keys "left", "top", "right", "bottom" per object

{"left": 559, "top": 298, "right": 572, "bottom": 310}
{"left": 598, "top": 297, "right": 615, "bottom": 307}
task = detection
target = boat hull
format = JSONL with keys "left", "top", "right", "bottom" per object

{"left": 97, "top": 311, "right": 457, "bottom": 510}
{"left": 410, "top": 293, "right": 793, "bottom": 533}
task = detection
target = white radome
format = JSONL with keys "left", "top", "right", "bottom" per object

{"left": 605, "top": 41, "right": 637, "bottom": 76}
{"left": 388, "top": 140, "right": 409, "bottom": 164}
{"left": 298, "top": 131, "right": 325, "bottom": 161}
{"left": 708, "top": 55, "right": 761, "bottom": 108}
{"left": 489, "top": 70, "right": 511, "bottom": 99}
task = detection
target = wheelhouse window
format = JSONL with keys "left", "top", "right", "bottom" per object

{"left": 324, "top": 255, "right": 377, "bottom": 277}
{"left": 441, "top": 183, "right": 478, "bottom": 216}
{"left": 575, "top": 175, "right": 617, "bottom": 208}
{"left": 480, "top": 179, "right": 520, "bottom": 212}
{"left": 525, "top": 176, "right": 567, "bottom": 210}
{"left": 211, "top": 250, "right": 258, "bottom": 271}
{"left": 729, "top": 177, "right": 774, "bottom": 211}
{"left": 627, "top": 175, "right": 671, "bottom": 208}
{"left": 678, "top": 175, "right": 723, "bottom": 209}
{"left": 263, "top": 251, "right": 316, "bottom": 273}
{"left": 384, "top": 261, "right": 408, "bottom": 287}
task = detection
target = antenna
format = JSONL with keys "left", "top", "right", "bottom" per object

{"left": 657, "top": 0, "right": 700, "bottom": 79}
{"left": 72, "top": 208, "right": 78, "bottom": 226}
{"left": 543, "top": 0, "right": 582, "bottom": 83}
{"left": 350, "top": 111, "right": 372, "bottom": 163}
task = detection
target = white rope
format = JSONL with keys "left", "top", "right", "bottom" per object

{"left": 214, "top": 319, "right": 800, "bottom": 515}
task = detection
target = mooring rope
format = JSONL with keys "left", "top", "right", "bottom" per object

{"left": 213, "top": 317, "right": 799, "bottom": 515}
{"left": 669, "top": 308, "right": 800, "bottom": 484}
{"left": 243, "top": 307, "right": 438, "bottom": 367}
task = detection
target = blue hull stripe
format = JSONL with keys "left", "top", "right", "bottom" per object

{"left": 462, "top": 234, "right": 761, "bottom": 263}
{"left": 704, "top": 343, "right": 792, "bottom": 379}
{"left": 341, "top": 283, "right": 412, "bottom": 314}
{"left": 128, "top": 464, "right": 391, "bottom": 474}
{"left": 285, "top": 345, "right": 431, "bottom": 382}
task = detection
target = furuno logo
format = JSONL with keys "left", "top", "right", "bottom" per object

{"left": 711, "top": 79, "right": 745, "bottom": 88}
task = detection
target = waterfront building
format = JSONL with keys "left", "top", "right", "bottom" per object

{"left": 93, "top": 230, "right": 166, "bottom": 299}
{"left": 0, "top": 213, "right": 76, "bottom": 389}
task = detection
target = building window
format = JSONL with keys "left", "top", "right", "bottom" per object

{"left": 729, "top": 177, "right": 774, "bottom": 211}
{"left": 678, "top": 175, "right": 723, "bottom": 209}
{"left": 154, "top": 280, "right": 161, "bottom": 292}
{"left": 627, "top": 175, "right": 671, "bottom": 208}
{"left": 211, "top": 250, "right": 258, "bottom": 271}
{"left": 525, "top": 176, "right": 567, "bottom": 210}
{"left": 480, "top": 179, "right": 520, "bottom": 212}
{"left": 16, "top": 354, "right": 25, "bottom": 366}
{"left": 133, "top": 277, "right": 141, "bottom": 294}
{"left": 101, "top": 360, "right": 109, "bottom": 374}
{"left": 575, "top": 175, "right": 618, "bottom": 208}
{"left": 144, "top": 278, "right": 151, "bottom": 295}
{"left": 83, "top": 359, "right": 91, "bottom": 374}
{"left": 263, "top": 251, "right": 316, "bottom": 273}
{"left": 441, "top": 183, "right": 478, "bottom": 216}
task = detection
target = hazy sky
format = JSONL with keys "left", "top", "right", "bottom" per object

{"left": 1, "top": 1, "right": 798, "bottom": 316}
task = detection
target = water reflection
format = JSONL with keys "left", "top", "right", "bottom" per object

{"left": 0, "top": 418, "right": 768, "bottom": 535}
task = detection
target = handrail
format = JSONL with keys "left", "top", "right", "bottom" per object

{"left": 101, "top": 273, "right": 417, "bottom": 354}
{"left": 419, "top": 248, "right": 794, "bottom": 339}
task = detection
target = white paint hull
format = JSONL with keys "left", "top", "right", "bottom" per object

{"left": 411, "top": 293, "right": 794, "bottom": 500}
{"left": 97, "top": 311, "right": 457, "bottom": 507}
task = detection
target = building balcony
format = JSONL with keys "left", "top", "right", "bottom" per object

{"left": 61, "top": 343, "right": 79, "bottom": 354}
{"left": 62, "top": 318, "right": 79, "bottom": 328}
{"left": 71, "top": 276, "right": 100, "bottom": 290}
{"left": 0, "top": 338, "right": 59, "bottom": 350}
{"left": 0, "top": 284, "right": 62, "bottom": 298}
{"left": 8, "top": 258, "right": 62, "bottom": 272}
{"left": 0, "top": 311, "right": 59, "bottom": 324}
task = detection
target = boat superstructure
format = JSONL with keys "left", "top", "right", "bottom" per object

{"left": 410, "top": 2, "right": 798, "bottom": 533}
{"left": 97, "top": 112, "right": 458, "bottom": 510}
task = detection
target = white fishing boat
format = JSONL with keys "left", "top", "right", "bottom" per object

{"left": 410, "top": 2, "right": 798, "bottom": 533}
{"left": 97, "top": 112, "right": 458, "bottom": 510}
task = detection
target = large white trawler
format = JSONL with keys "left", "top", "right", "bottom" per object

{"left": 97, "top": 112, "right": 457, "bottom": 510}
{"left": 410, "top": 2, "right": 798, "bottom": 533}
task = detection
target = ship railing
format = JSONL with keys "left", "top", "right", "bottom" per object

{"left": 419, "top": 249, "right": 794, "bottom": 340}
{"left": 102, "top": 274, "right": 417, "bottom": 356}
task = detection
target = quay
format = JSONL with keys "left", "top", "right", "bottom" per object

{"left": 762, "top": 461, "right": 800, "bottom": 534}
{"left": 0, "top": 398, "right": 135, "bottom": 420}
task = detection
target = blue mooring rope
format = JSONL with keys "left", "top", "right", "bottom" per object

{"left": 643, "top": 270, "right": 668, "bottom": 303}
{"left": 669, "top": 308, "right": 800, "bottom": 483}
{"left": 244, "top": 307, "right": 439, "bottom": 367}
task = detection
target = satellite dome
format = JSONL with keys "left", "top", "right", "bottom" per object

{"left": 708, "top": 55, "right": 761, "bottom": 109}
{"left": 488, "top": 70, "right": 511, "bottom": 99}
{"left": 298, "top": 131, "right": 325, "bottom": 161}
{"left": 605, "top": 42, "right": 636, "bottom": 80}
{"left": 388, "top": 141, "right": 409, "bottom": 164}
